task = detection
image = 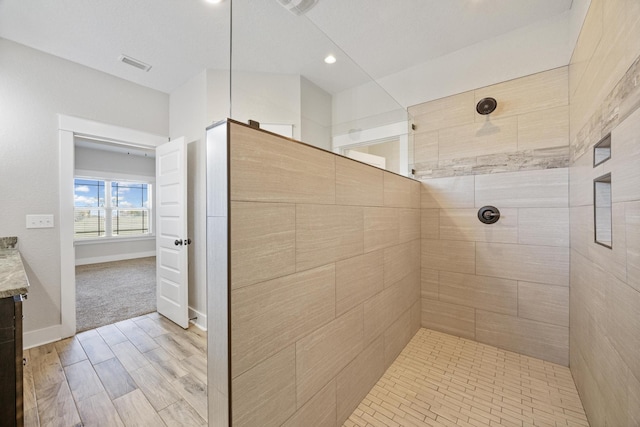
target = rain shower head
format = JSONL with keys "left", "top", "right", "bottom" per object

{"left": 476, "top": 97, "right": 497, "bottom": 115}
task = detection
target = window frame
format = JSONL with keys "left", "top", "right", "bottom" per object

{"left": 73, "top": 173, "right": 154, "bottom": 242}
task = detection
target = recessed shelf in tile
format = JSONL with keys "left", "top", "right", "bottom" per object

{"left": 593, "top": 134, "right": 611, "bottom": 167}
{"left": 594, "top": 173, "right": 612, "bottom": 248}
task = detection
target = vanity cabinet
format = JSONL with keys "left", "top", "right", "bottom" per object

{"left": 0, "top": 295, "right": 23, "bottom": 427}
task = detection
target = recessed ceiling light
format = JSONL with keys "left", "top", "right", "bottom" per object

{"left": 205, "top": 0, "right": 223, "bottom": 4}
{"left": 324, "top": 55, "right": 337, "bottom": 64}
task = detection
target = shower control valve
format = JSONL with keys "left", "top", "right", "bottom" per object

{"left": 478, "top": 206, "right": 501, "bottom": 224}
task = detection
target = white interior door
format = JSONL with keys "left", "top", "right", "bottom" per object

{"left": 156, "top": 137, "right": 189, "bottom": 328}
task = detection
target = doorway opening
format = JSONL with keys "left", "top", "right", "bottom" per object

{"left": 331, "top": 121, "right": 411, "bottom": 176}
{"left": 59, "top": 115, "right": 168, "bottom": 339}
{"left": 73, "top": 138, "right": 157, "bottom": 332}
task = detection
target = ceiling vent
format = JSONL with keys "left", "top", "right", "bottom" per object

{"left": 276, "top": 0, "right": 318, "bottom": 15}
{"left": 118, "top": 54, "right": 152, "bottom": 72}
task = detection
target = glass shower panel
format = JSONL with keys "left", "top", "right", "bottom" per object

{"left": 229, "top": 0, "right": 412, "bottom": 175}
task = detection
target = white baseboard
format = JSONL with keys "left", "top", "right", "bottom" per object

{"left": 25, "top": 308, "right": 205, "bottom": 349}
{"left": 189, "top": 307, "right": 207, "bottom": 331}
{"left": 75, "top": 251, "right": 156, "bottom": 266}
{"left": 24, "top": 324, "right": 62, "bottom": 350}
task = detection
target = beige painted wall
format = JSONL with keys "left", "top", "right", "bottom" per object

{"left": 0, "top": 38, "right": 169, "bottom": 335}
{"left": 227, "top": 122, "right": 421, "bottom": 426}
{"left": 409, "top": 67, "right": 571, "bottom": 366}
{"left": 568, "top": 0, "right": 640, "bottom": 425}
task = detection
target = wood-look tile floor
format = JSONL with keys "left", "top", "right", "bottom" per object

{"left": 23, "top": 312, "right": 207, "bottom": 427}
{"left": 344, "top": 328, "right": 589, "bottom": 427}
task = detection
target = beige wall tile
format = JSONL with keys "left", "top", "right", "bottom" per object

{"left": 364, "top": 270, "right": 420, "bottom": 345}
{"left": 231, "top": 265, "right": 335, "bottom": 377}
{"left": 611, "top": 106, "right": 640, "bottom": 203}
{"left": 569, "top": 149, "right": 594, "bottom": 208}
{"left": 476, "top": 243, "right": 569, "bottom": 286}
{"left": 410, "top": 179, "right": 421, "bottom": 208}
{"left": 414, "top": 131, "right": 438, "bottom": 164}
{"left": 439, "top": 271, "right": 517, "bottom": 316}
{"left": 421, "top": 268, "right": 439, "bottom": 300}
{"left": 296, "top": 307, "right": 364, "bottom": 406}
{"left": 421, "top": 299, "right": 475, "bottom": 340}
{"left": 230, "top": 123, "right": 335, "bottom": 204}
{"left": 626, "top": 201, "right": 640, "bottom": 292}
{"left": 606, "top": 276, "right": 640, "bottom": 383}
{"left": 336, "top": 156, "right": 384, "bottom": 207}
{"left": 336, "top": 337, "right": 385, "bottom": 425}
{"left": 399, "top": 208, "right": 421, "bottom": 244}
{"left": 476, "top": 310, "right": 569, "bottom": 366}
{"left": 336, "top": 251, "right": 384, "bottom": 317}
{"left": 364, "top": 207, "right": 399, "bottom": 252}
{"left": 475, "top": 67, "right": 568, "bottom": 121}
{"left": 570, "top": 205, "right": 593, "bottom": 257}
{"left": 475, "top": 168, "right": 568, "bottom": 208}
{"left": 383, "top": 309, "right": 413, "bottom": 367}
{"left": 569, "top": 0, "right": 602, "bottom": 97}
{"left": 384, "top": 240, "right": 420, "bottom": 287}
{"left": 629, "top": 369, "right": 640, "bottom": 427}
{"left": 518, "top": 281, "right": 569, "bottom": 327}
{"left": 231, "top": 202, "right": 296, "bottom": 289}
{"left": 570, "top": 345, "right": 605, "bottom": 426}
{"left": 422, "top": 239, "right": 475, "bottom": 274}
{"left": 282, "top": 380, "right": 336, "bottom": 427}
{"left": 518, "top": 105, "right": 570, "bottom": 150}
{"left": 584, "top": 3, "right": 637, "bottom": 120}
{"left": 569, "top": 2, "right": 640, "bottom": 424}
{"left": 518, "top": 208, "right": 570, "bottom": 247}
{"left": 296, "top": 204, "right": 364, "bottom": 271}
{"left": 410, "top": 301, "right": 421, "bottom": 336}
{"left": 421, "top": 209, "right": 440, "bottom": 239}
{"left": 421, "top": 176, "right": 475, "bottom": 209}
{"left": 439, "top": 208, "right": 518, "bottom": 243}
{"left": 384, "top": 173, "right": 419, "bottom": 208}
{"left": 438, "top": 117, "right": 518, "bottom": 161}
{"left": 233, "top": 346, "right": 296, "bottom": 427}
{"left": 587, "top": 202, "right": 627, "bottom": 283}
{"left": 571, "top": 250, "right": 607, "bottom": 323}
{"left": 409, "top": 91, "right": 475, "bottom": 132}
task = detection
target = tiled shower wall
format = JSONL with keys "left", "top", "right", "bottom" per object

{"left": 568, "top": 0, "right": 640, "bottom": 425}
{"left": 227, "top": 122, "right": 421, "bottom": 426}
{"left": 409, "top": 67, "right": 571, "bottom": 366}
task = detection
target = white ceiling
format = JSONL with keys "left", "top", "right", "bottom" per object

{"left": 0, "top": 0, "right": 576, "bottom": 97}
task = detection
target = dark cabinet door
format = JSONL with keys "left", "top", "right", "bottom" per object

{"left": 0, "top": 297, "right": 22, "bottom": 427}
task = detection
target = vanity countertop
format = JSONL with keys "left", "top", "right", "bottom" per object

{"left": 0, "top": 248, "right": 29, "bottom": 298}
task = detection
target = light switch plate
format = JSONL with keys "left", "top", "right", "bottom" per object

{"left": 26, "top": 214, "right": 54, "bottom": 229}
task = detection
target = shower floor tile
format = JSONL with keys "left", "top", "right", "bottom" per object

{"left": 343, "top": 328, "right": 588, "bottom": 427}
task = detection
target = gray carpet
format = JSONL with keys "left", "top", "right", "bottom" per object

{"left": 76, "top": 256, "right": 156, "bottom": 332}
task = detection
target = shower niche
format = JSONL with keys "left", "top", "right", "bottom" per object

{"left": 594, "top": 173, "right": 612, "bottom": 248}
{"left": 593, "top": 133, "right": 611, "bottom": 166}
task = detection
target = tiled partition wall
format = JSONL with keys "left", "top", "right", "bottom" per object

{"left": 568, "top": 0, "right": 640, "bottom": 425}
{"left": 227, "top": 121, "right": 421, "bottom": 426}
{"left": 408, "top": 67, "right": 571, "bottom": 366}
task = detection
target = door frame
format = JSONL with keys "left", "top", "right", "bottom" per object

{"left": 332, "top": 121, "right": 411, "bottom": 176}
{"left": 58, "top": 115, "right": 167, "bottom": 338}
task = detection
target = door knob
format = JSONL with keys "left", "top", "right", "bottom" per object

{"left": 174, "top": 239, "right": 183, "bottom": 246}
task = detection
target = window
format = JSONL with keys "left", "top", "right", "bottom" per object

{"left": 74, "top": 178, "right": 152, "bottom": 239}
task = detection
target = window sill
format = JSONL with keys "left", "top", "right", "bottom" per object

{"left": 74, "top": 235, "right": 155, "bottom": 246}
